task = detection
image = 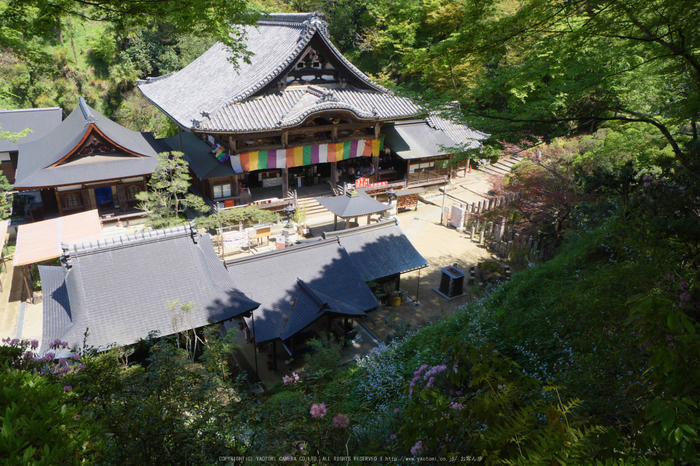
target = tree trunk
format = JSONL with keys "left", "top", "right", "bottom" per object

{"left": 57, "top": 17, "right": 63, "bottom": 44}
{"left": 71, "top": 37, "right": 78, "bottom": 66}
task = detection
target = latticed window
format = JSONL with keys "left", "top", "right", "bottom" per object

{"left": 65, "top": 193, "right": 80, "bottom": 209}
{"left": 213, "top": 182, "right": 231, "bottom": 199}
{"left": 127, "top": 185, "right": 141, "bottom": 199}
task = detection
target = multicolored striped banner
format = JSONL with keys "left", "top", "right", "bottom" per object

{"left": 232, "top": 138, "right": 384, "bottom": 172}
{"left": 214, "top": 146, "right": 229, "bottom": 163}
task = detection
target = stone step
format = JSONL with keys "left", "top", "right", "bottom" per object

{"left": 488, "top": 164, "right": 513, "bottom": 174}
{"left": 296, "top": 198, "right": 329, "bottom": 217}
{"left": 478, "top": 165, "right": 508, "bottom": 176}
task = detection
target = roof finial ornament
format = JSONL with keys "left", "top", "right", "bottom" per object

{"left": 302, "top": 11, "right": 328, "bottom": 37}
{"left": 78, "top": 96, "right": 97, "bottom": 124}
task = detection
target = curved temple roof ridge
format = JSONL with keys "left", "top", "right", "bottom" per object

{"left": 68, "top": 224, "right": 194, "bottom": 256}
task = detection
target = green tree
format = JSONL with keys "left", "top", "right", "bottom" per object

{"left": 65, "top": 340, "right": 251, "bottom": 465}
{"left": 196, "top": 204, "right": 280, "bottom": 231}
{"left": 402, "top": 0, "right": 700, "bottom": 171}
{"left": 136, "top": 151, "right": 208, "bottom": 229}
{"left": 0, "top": 0, "right": 258, "bottom": 64}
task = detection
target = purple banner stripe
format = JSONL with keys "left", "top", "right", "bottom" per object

{"left": 310, "top": 145, "right": 319, "bottom": 165}
{"left": 267, "top": 149, "right": 277, "bottom": 169}
{"left": 350, "top": 140, "right": 359, "bottom": 158}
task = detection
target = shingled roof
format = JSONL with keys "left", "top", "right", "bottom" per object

{"left": 315, "top": 190, "right": 389, "bottom": 218}
{"left": 322, "top": 220, "right": 428, "bottom": 281}
{"left": 0, "top": 107, "right": 63, "bottom": 153}
{"left": 137, "top": 13, "right": 420, "bottom": 133}
{"left": 426, "top": 114, "right": 489, "bottom": 149}
{"left": 225, "top": 240, "right": 378, "bottom": 343}
{"left": 39, "top": 225, "right": 259, "bottom": 353}
{"left": 14, "top": 97, "right": 167, "bottom": 189}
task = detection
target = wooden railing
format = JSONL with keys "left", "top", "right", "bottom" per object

{"left": 407, "top": 171, "right": 448, "bottom": 186}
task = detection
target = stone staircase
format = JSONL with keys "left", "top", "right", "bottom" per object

{"left": 477, "top": 156, "right": 523, "bottom": 177}
{"left": 296, "top": 196, "right": 329, "bottom": 219}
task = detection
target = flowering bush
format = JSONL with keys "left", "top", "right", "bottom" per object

{"left": 310, "top": 403, "right": 327, "bottom": 419}
{"left": 1, "top": 338, "right": 103, "bottom": 462}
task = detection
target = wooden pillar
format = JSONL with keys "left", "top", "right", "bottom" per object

{"left": 331, "top": 161, "right": 339, "bottom": 184}
{"left": 372, "top": 155, "right": 379, "bottom": 182}
{"left": 332, "top": 127, "right": 338, "bottom": 143}
{"left": 272, "top": 340, "right": 278, "bottom": 372}
{"left": 334, "top": 214, "right": 338, "bottom": 231}
{"left": 366, "top": 214, "right": 371, "bottom": 225}
{"left": 374, "top": 122, "right": 381, "bottom": 139}
{"left": 231, "top": 175, "right": 241, "bottom": 196}
{"left": 282, "top": 167, "right": 289, "bottom": 197}
{"left": 55, "top": 190, "right": 63, "bottom": 216}
{"left": 282, "top": 131, "right": 289, "bottom": 148}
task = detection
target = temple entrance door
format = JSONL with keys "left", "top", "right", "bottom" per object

{"left": 94, "top": 186, "right": 114, "bottom": 209}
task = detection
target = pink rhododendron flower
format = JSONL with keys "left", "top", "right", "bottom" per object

{"left": 283, "top": 375, "right": 292, "bottom": 385}
{"left": 410, "top": 440, "right": 423, "bottom": 456}
{"left": 63, "top": 386, "right": 72, "bottom": 392}
{"left": 310, "top": 403, "right": 327, "bottom": 419}
{"left": 333, "top": 413, "right": 350, "bottom": 429}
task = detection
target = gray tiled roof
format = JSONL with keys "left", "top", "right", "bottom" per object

{"left": 322, "top": 220, "right": 429, "bottom": 281}
{"left": 137, "top": 13, "right": 419, "bottom": 132}
{"left": 206, "top": 86, "right": 419, "bottom": 132}
{"left": 38, "top": 225, "right": 259, "bottom": 353}
{"left": 426, "top": 114, "right": 489, "bottom": 149}
{"left": 383, "top": 119, "right": 458, "bottom": 160}
{"left": 163, "top": 132, "right": 237, "bottom": 180}
{"left": 14, "top": 97, "right": 165, "bottom": 189}
{"left": 0, "top": 107, "right": 63, "bottom": 152}
{"left": 224, "top": 240, "right": 378, "bottom": 343}
{"left": 315, "top": 190, "right": 389, "bottom": 218}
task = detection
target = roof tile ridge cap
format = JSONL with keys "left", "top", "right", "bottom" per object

{"left": 70, "top": 225, "right": 191, "bottom": 256}
{"left": 280, "top": 102, "right": 373, "bottom": 126}
{"left": 296, "top": 278, "right": 328, "bottom": 309}
{"left": 258, "top": 20, "right": 307, "bottom": 28}
{"left": 78, "top": 96, "right": 97, "bottom": 124}
{"left": 137, "top": 72, "right": 175, "bottom": 85}
{"left": 212, "top": 24, "right": 315, "bottom": 113}
{"left": 315, "top": 33, "right": 389, "bottom": 94}
{"left": 0, "top": 106, "right": 62, "bottom": 114}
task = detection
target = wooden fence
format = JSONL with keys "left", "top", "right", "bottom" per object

{"left": 442, "top": 194, "right": 553, "bottom": 265}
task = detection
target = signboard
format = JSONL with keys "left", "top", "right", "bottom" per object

{"left": 368, "top": 181, "right": 388, "bottom": 187}
{"left": 224, "top": 199, "right": 236, "bottom": 208}
{"left": 223, "top": 231, "right": 249, "bottom": 249}
{"left": 355, "top": 177, "right": 369, "bottom": 187}
{"left": 450, "top": 205, "right": 467, "bottom": 229}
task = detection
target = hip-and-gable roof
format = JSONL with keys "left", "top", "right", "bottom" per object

{"left": 137, "top": 13, "right": 420, "bottom": 133}
{"left": 14, "top": 97, "right": 166, "bottom": 189}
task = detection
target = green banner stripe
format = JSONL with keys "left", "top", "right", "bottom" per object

{"left": 258, "top": 150, "right": 268, "bottom": 169}
{"left": 302, "top": 145, "right": 312, "bottom": 166}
